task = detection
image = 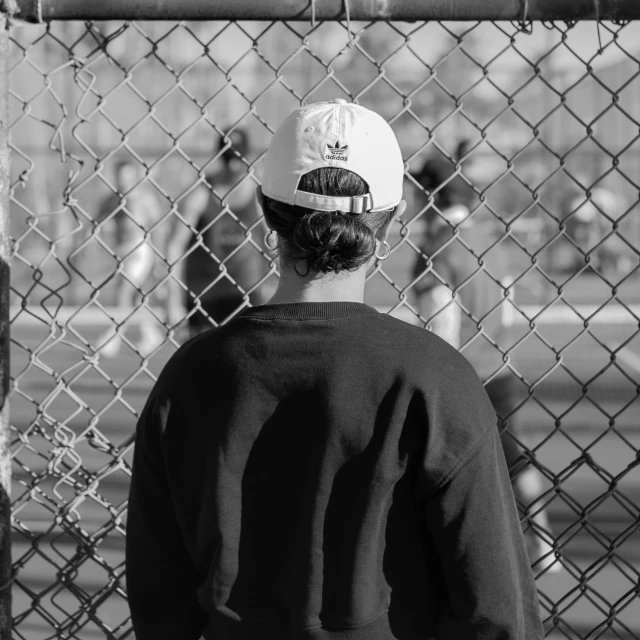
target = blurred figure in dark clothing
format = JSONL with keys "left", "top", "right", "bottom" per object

{"left": 411, "top": 139, "right": 475, "bottom": 219}
{"left": 166, "top": 130, "right": 270, "bottom": 338}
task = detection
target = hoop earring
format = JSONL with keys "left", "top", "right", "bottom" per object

{"left": 264, "top": 229, "right": 278, "bottom": 250}
{"left": 375, "top": 240, "right": 391, "bottom": 261}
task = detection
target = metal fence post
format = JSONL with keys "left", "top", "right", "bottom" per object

{"left": 0, "top": 9, "right": 12, "bottom": 640}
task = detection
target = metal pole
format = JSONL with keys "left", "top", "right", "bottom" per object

{"left": 0, "top": 9, "right": 12, "bottom": 640}
{"left": 13, "top": 0, "right": 640, "bottom": 23}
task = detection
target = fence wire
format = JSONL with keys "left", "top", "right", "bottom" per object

{"left": 6, "top": 16, "right": 640, "bottom": 640}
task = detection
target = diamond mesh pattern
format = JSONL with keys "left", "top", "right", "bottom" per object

{"left": 7, "top": 18, "right": 640, "bottom": 639}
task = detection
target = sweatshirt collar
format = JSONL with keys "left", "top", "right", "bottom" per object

{"left": 236, "top": 301, "right": 379, "bottom": 321}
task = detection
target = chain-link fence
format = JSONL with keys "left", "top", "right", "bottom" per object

{"left": 4, "top": 7, "right": 640, "bottom": 640}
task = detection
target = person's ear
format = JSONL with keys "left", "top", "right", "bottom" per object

{"left": 255, "top": 186, "right": 275, "bottom": 232}
{"left": 381, "top": 200, "right": 406, "bottom": 241}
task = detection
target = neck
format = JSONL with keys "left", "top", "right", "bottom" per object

{"left": 266, "top": 261, "right": 367, "bottom": 305}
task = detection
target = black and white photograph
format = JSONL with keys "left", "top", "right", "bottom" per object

{"left": 1, "top": 1, "right": 639, "bottom": 638}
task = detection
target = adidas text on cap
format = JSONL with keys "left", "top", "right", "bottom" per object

{"left": 262, "top": 99, "right": 404, "bottom": 213}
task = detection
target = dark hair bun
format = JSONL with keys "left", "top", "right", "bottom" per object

{"left": 262, "top": 168, "right": 396, "bottom": 276}
{"left": 291, "top": 210, "right": 377, "bottom": 274}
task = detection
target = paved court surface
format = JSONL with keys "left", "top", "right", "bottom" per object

{"left": 8, "top": 271, "right": 640, "bottom": 639}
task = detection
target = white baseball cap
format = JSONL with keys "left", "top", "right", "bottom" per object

{"left": 261, "top": 99, "right": 404, "bottom": 214}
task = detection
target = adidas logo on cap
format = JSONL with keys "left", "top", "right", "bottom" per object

{"left": 325, "top": 140, "right": 349, "bottom": 161}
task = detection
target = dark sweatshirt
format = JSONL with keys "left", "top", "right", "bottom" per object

{"left": 126, "top": 301, "right": 544, "bottom": 640}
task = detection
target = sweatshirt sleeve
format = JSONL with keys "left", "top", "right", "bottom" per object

{"left": 423, "top": 421, "right": 545, "bottom": 639}
{"left": 125, "top": 386, "right": 208, "bottom": 639}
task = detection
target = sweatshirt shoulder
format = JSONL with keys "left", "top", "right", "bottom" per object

{"left": 152, "top": 326, "right": 234, "bottom": 394}
{"left": 367, "top": 313, "right": 497, "bottom": 491}
{"left": 367, "top": 312, "right": 479, "bottom": 380}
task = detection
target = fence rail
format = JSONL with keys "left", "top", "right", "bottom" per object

{"left": 10, "top": 0, "right": 640, "bottom": 23}
{"left": 3, "top": 5, "right": 640, "bottom": 639}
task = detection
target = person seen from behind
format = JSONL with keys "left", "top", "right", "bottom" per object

{"left": 411, "top": 145, "right": 561, "bottom": 574}
{"left": 126, "top": 100, "right": 545, "bottom": 639}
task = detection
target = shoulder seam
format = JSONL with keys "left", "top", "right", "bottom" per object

{"left": 427, "top": 418, "right": 497, "bottom": 501}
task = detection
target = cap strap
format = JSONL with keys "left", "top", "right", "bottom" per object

{"left": 293, "top": 191, "right": 372, "bottom": 214}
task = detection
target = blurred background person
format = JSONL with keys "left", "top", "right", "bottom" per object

{"left": 410, "top": 146, "right": 561, "bottom": 573}
{"left": 560, "top": 175, "right": 628, "bottom": 277}
{"left": 166, "top": 129, "right": 270, "bottom": 339}
{"left": 95, "top": 159, "right": 165, "bottom": 357}
{"left": 411, "top": 139, "right": 476, "bottom": 221}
